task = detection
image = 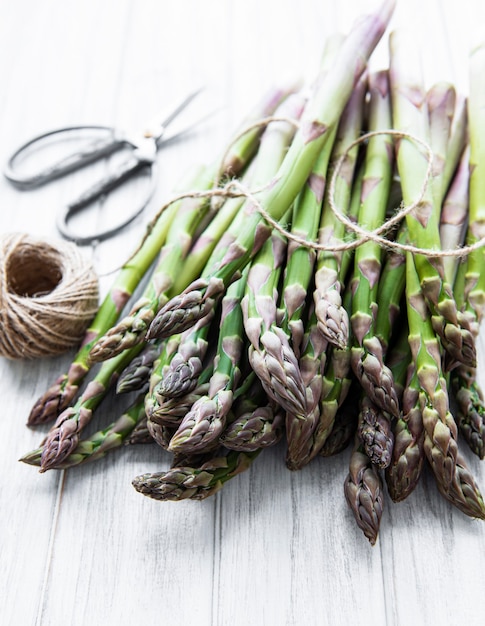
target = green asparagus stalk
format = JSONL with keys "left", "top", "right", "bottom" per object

{"left": 357, "top": 394, "right": 394, "bottom": 469}
{"left": 125, "top": 414, "right": 153, "bottom": 446}
{"left": 426, "top": 81, "right": 456, "bottom": 204}
{"left": 313, "top": 72, "right": 367, "bottom": 348}
{"left": 242, "top": 221, "right": 307, "bottom": 418}
{"left": 389, "top": 30, "right": 475, "bottom": 368}
{"left": 302, "top": 168, "right": 365, "bottom": 461}
{"left": 349, "top": 70, "right": 398, "bottom": 417}
{"left": 279, "top": 122, "right": 336, "bottom": 355}
{"left": 406, "top": 251, "right": 458, "bottom": 491}
{"left": 464, "top": 43, "right": 485, "bottom": 328}
{"left": 276, "top": 55, "right": 342, "bottom": 467}
{"left": 155, "top": 322, "right": 213, "bottom": 399}
{"left": 132, "top": 449, "right": 261, "bottom": 501}
{"left": 373, "top": 226, "right": 407, "bottom": 356}
{"left": 167, "top": 271, "right": 248, "bottom": 455}
{"left": 439, "top": 146, "right": 470, "bottom": 287}
{"left": 219, "top": 85, "right": 298, "bottom": 178}
{"left": 320, "top": 380, "right": 359, "bottom": 457}
{"left": 20, "top": 394, "right": 147, "bottom": 469}
{"left": 450, "top": 260, "right": 485, "bottom": 460}
{"left": 344, "top": 436, "right": 385, "bottom": 546}
{"left": 435, "top": 453, "right": 485, "bottom": 520}
{"left": 383, "top": 321, "right": 426, "bottom": 502}
{"left": 442, "top": 94, "right": 468, "bottom": 196}
{"left": 147, "top": 0, "right": 396, "bottom": 339}
{"left": 285, "top": 312, "right": 327, "bottom": 470}
{"left": 451, "top": 366, "right": 485, "bottom": 460}
{"left": 26, "top": 165, "right": 205, "bottom": 426}
{"left": 277, "top": 33, "right": 341, "bottom": 356}
{"left": 310, "top": 284, "right": 355, "bottom": 458}
{"left": 116, "top": 339, "right": 162, "bottom": 394}
{"left": 221, "top": 381, "right": 284, "bottom": 452}
{"left": 34, "top": 344, "right": 146, "bottom": 471}
{"left": 385, "top": 366, "right": 425, "bottom": 502}
{"left": 88, "top": 165, "right": 216, "bottom": 362}
{"left": 302, "top": 168, "right": 364, "bottom": 461}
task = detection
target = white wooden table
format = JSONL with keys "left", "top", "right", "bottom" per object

{"left": 1, "top": 1, "right": 484, "bottom": 625}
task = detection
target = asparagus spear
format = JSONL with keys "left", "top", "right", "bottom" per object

{"left": 219, "top": 85, "right": 298, "bottom": 178}
{"left": 319, "top": 381, "right": 359, "bottom": 457}
{"left": 442, "top": 94, "right": 468, "bottom": 198}
{"left": 349, "top": 70, "right": 398, "bottom": 418}
{"left": 285, "top": 311, "right": 327, "bottom": 470}
{"left": 34, "top": 344, "right": 146, "bottom": 471}
{"left": 308, "top": 281, "right": 355, "bottom": 460}
{"left": 277, "top": 33, "right": 341, "bottom": 356}
{"left": 125, "top": 414, "right": 153, "bottom": 446}
{"left": 384, "top": 324, "right": 425, "bottom": 502}
{"left": 20, "top": 395, "right": 147, "bottom": 469}
{"left": 147, "top": 0, "right": 396, "bottom": 339}
{"left": 155, "top": 322, "right": 213, "bottom": 399}
{"left": 406, "top": 252, "right": 458, "bottom": 491}
{"left": 279, "top": 123, "right": 336, "bottom": 356}
{"left": 221, "top": 383, "right": 284, "bottom": 452}
{"left": 149, "top": 382, "right": 211, "bottom": 428}
{"left": 451, "top": 367, "right": 485, "bottom": 460}
{"left": 357, "top": 394, "right": 394, "bottom": 469}
{"left": 389, "top": 30, "right": 475, "bottom": 368}
{"left": 132, "top": 450, "right": 260, "bottom": 501}
{"left": 463, "top": 44, "right": 485, "bottom": 329}
{"left": 116, "top": 339, "right": 162, "bottom": 394}
{"left": 435, "top": 453, "right": 485, "bottom": 519}
{"left": 450, "top": 256, "right": 485, "bottom": 459}
{"left": 26, "top": 165, "right": 204, "bottom": 426}
{"left": 426, "top": 81, "right": 456, "bottom": 204}
{"left": 373, "top": 226, "right": 407, "bottom": 356}
{"left": 439, "top": 146, "right": 470, "bottom": 287}
{"left": 344, "top": 436, "right": 384, "bottom": 546}
{"left": 167, "top": 271, "right": 248, "bottom": 455}
{"left": 277, "top": 70, "right": 340, "bottom": 465}
{"left": 313, "top": 73, "right": 367, "bottom": 348}
{"left": 241, "top": 221, "right": 307, "bottom": 418}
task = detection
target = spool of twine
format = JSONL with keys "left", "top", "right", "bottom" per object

{"left": 0, "top": 233, "right": 99, "bottom": 359}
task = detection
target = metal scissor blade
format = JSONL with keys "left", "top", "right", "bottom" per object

{"left": 144, "top": 87, "right": 204, "bottom": 144}
{"left": 156, "top": 106, "right": 222, "bottom": 148}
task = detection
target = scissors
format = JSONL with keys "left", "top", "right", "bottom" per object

{"left": 4, "top": 88, "right": 204, "bottom": 245}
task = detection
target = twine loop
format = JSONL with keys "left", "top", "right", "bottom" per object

{"left": 133, "top": 119, "right": 485, "bottom": 272}
{"left": 0, "top": 233, "right": 99, "bottom": 359}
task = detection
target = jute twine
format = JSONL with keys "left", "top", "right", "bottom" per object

{"left": 138, "top": 120, "right": 485, "bottom": 262}
{"left": 0, "top": 233, "right": 99, "bottom": 359}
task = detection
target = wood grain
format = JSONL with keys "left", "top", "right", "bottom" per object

{"left": 1, "top": 2, "right": 485, "bottom": 625}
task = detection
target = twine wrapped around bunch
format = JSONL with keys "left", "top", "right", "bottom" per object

{"left": 0, "top": 233, "right": 99, "bottom": 359}
{"left": 138, "top": 123, "right": 485, "bottom": 263}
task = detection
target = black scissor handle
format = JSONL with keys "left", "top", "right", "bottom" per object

{"left": 4, "top": 125, "right": 127, "bottom": 190}
{"left": 56, "top": 156, "right": 158, "bottom": 245}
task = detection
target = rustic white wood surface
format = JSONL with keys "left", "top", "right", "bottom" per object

{"left": 1, "top": 1, "right": 485, "bottom": 625}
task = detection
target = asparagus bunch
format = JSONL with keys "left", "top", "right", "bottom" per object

{"left": 349, "top": 70, "right": 398, "bottom": 418}
{"left": 21, "top": 0, "right": 485, "bottom": 541}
